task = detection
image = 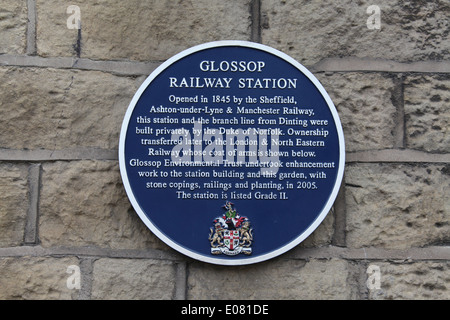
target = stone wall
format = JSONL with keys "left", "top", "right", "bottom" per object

{"left": 0, "top": 0, "right": 448, "bottom": 300}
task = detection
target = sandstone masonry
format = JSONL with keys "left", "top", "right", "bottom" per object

{"left": 0, "top": 0, "right": 448, "bottom": 300}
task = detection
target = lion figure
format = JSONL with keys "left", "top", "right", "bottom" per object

{"left": 209, "top": 223, "right": 224, "bottom": 248}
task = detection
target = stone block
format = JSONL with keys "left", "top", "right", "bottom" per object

{"left": 0, "top": 163, "right": 28, "bottom": 247}
{"left": 404, "top": 75, "right": 450, "bottom": 153}
{"left": 0, "top": 0, "right": 27, "bottom": 54}
{"left": 299, "top": 208, "right": 334, "bottom": 247}
{"left": 0, "top": 67, "right": 137, "bottom": 150}
{"left": 188, "top": 258, "right": 357, "bottom": 299}
{"left": 261, "top": 0, "right": 450, "bottom": 65}
{"left": 91, "top": 258, "right": 177, "bottom": 299}
{"left": 345, "top": 163, "right": 450, "bottom": 249}
{"left": 39, "top": 160, "right": 167, "bottom": 250}
{"left": 316, "top": 73, "right": 397, "bottom": 152}
{"left": 368, "top": 261, "right": 450, "bottom": 299}
{"left": 37, "top": 0, "right": 252, "bottom": 60}
{"left": 0, "top": 256, "right": 79, "bottom": 299}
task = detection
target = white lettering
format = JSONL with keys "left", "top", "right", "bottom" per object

{"left": 66, "top": 265, "right": 81, "bottom": 290}
{"left": 66, "top": 5, "right": 81, "bottom": 29}
{"left": 199, "top": 60, "right": 265, "bottom": 72}
{"left": 367, "top": 5, "right": 381, "bottom": 30}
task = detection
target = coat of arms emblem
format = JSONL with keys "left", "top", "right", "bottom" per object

{"left": 209, "top": 202, "right": 253, "bottom": 256}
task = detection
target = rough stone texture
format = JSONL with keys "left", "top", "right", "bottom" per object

{"left": 345, "top": 163, "right": 450, "bottom": 249}
{"left": 0, "top": 256, "right": 79, "bottom": 299}
{"left": 317, "top": 73, "right": 397, "bottom": 152}
{"left": 37, "top": 0, "right": 252, "bottom": 60}
{"left": 188, "top": 258, "right": 358, "bottom": 299}
{"left": 299, "top": 209, "right": 334, "bottom": 247}
{"left": 0, "top": 67, "right": 138, "bottom": 150}
{"left": 39, "top": 160, "right": 167, "bottom": 250}
{"left": 261, "top": 0, "right": 450, "bottom": 66}
{"left": 369, "top": 262, "right": 450, "bottom": 300}
{"left": 0, "top": 0, "right": 27, "bottom": 54}
{"left": 0, "top": 163, "right": 28, "bottom": 247}
{"left": 404, "top": 74, "right": 450, "bottom": 153}
{"left": 91, "top": 258, "right": 177, "bottom": 299}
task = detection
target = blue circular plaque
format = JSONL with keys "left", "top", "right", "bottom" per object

{"left": 119, "top": 41, "right": 345, "bottom": 265}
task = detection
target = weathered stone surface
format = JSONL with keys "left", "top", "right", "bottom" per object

{"left": 316, "top": 73, "right": 397, "bottom": 152}
{"left": 0, "top": 163, "right": 28, "bottom": 247}
{"left": 368, "top": 262, "right": 450, "bottom": 299}
{"left": 0, "top": 257, "right": 79, "bottom": 299}
{"left": 345, "top": 163, "right": 450, "bottom": 249}
{"left": 0, "top": 0, "right": 27, "bottom": 54}
{"left": 261, "top": 0, "right": 450, "bottom": 65}
{"left": 404, "top": 75, "right": 450, "bottom": 153}
{"left": 188, "top": 258, "right": 358, "bottom": 299}
{"left": 0, "top": 67, "right": 137, "bottom": 150}
{"left": 39, "top": 160, "right": 167, "bottom": 250}
{"left": 91, "top": 258, "right": 177, "bottom": 299}
{"left": 37, "top": 0, "right": 251, "bottom": 60}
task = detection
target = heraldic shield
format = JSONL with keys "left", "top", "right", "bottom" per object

{"left": 209, "top": 202, "right": 253, "bottom": 256}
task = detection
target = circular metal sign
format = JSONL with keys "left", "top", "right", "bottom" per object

{"left": 119, "top": 41, "right": 345, "bottom": 265}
